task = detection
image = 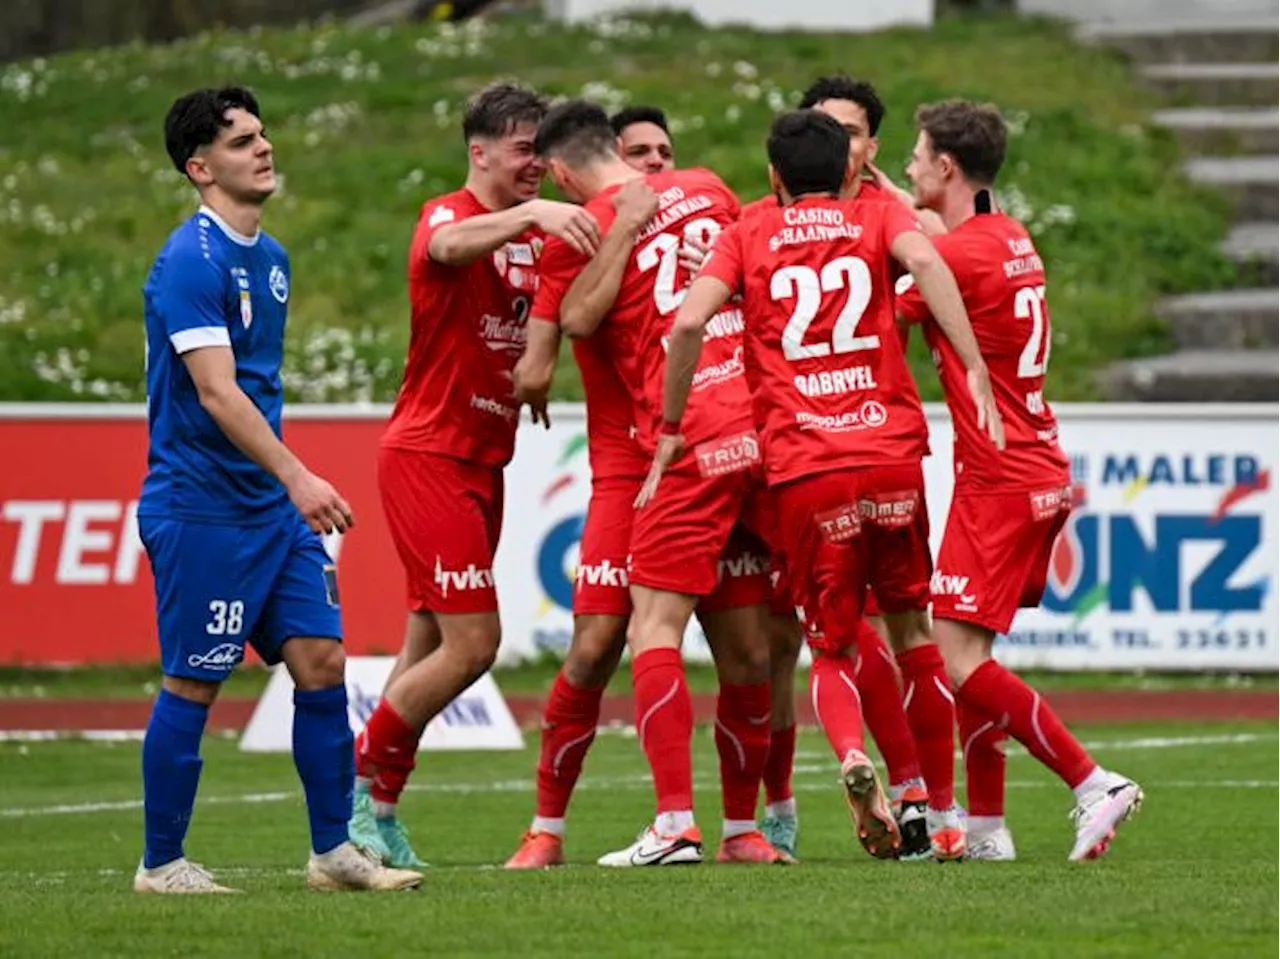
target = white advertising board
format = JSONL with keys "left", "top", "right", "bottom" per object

{"left": 240, "top": 657, "right": 524, "bottom": 753}
{"left": 495, "top": 404, "right": 1278, "bottom": 671}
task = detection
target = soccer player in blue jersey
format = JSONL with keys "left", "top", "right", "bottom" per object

{"left": 133, "top": 86, "right": 422, "bottom": 893}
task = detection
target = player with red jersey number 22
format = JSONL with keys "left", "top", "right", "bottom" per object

{"left": 897, "top": 100, "right": 1144, "bottom": 863}
{"left": 643, "top": 110, "right": 1003, "bottom": 861}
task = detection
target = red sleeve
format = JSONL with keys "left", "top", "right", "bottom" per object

{"left": 896, "top": 234, "right": 968, "bottom": 325}
{"left": 417, "top": 195, "right": 471, "bottom": 265}
{"left": 881, "top": 200, "right": 922, "bottom": 249}
{"left": 531, "top": 235, "right": 588, "bottom": 325}
{"left": 697, "top": 220, "right": 746, "bottom": 295}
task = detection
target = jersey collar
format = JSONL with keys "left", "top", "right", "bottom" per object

{"left": 198, "top": 204, "right": 260, "bottom": 247}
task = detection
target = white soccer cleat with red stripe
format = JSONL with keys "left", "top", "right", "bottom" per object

{"left": 1068, "top": 772, "right": 1144, "bottom": 862}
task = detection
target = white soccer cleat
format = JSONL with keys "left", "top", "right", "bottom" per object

{"left": 133, "top": 858, "right": 239, "bottom": 894}
{"left": 596, "top": 825, "right": 703, "bottom": 867}
{"left": 926, "top": 805, "right": 967, "bottom": 862}
{"left": 966, "top": 827, "right": 1017, "bottom": 862}
{"left": 306, "top": 840, "right": 423, "bottom": 891}
{"left": 1068, "top": 772, "right": 1144, "bottom": 862}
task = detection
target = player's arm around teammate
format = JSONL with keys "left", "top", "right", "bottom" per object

{"left": 512, "top": 108, "right": 672, "bottom": 426}
{"left": 352, "top": 84, "right": 601, "bottom": 869}
{"left": 135, "top": 87, "right": 418, "bottom": 894}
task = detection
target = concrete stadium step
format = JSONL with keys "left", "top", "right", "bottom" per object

{"left": 1152, "top": 106, "right": 1278, "bottom": 155}
{"left": 1159, "top": 288, "right": 1278, "bottom": 349}
{"left": 1098, "top": 348, "right": 1278, "bottom": 402}
{"left": 1079, "top": 19, "right": 1280, "bottom": 64}
{"left": 1140, "top": 62, "right": 1279, "bottom": 106}
{"left": 1223, "top": 221, "right": 1279, "bottom": 286}
{"left": 1183, "top": 155, "right": 1278, "bottom": 219}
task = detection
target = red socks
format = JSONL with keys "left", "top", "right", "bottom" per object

{"left": 357, "top": 700, "right": 419, "bottom": 805}
{"left": 958, "top": 699, "right": 1007, "bottom": 817}
{"left": 763, "top": 725, "right": 797, "bottom": 804}
{"left": 853, "top": 621, "right": 922, "bottom": 786}
{"left": 633, "top": 647, "right": 695, "bottom": 813}
{"left": 714, "top": 682, "right": 772, "bottom": 821}
{"left": 809, "top": 652, "right": 866, "bottom": 760}
{"left": 957, "top": 660, "right": 1096, "bottom": 789}
{"left": 896, "top": 644, "right": 957, "bottom": 811}
{"left": 535, "top": 671, "right": 605, "bottom": 819}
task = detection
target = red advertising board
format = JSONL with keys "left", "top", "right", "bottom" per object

{"left": 0, "top": 407, "right": 407, "bottom": 664}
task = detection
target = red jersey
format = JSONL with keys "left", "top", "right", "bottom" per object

{"left": 533, "top": 168, "right": 749, "bottom": 454}
{"left": 381, "top": 190, "right": 542, "bottom": 467}
{"left": 698, "top": 194, "right": 928, "bottom": 487}
{"left": 897, "top": 212, "right": 1069, "bottom": 489}
{"left": 571, "top": 333, "right": 649, "bottom": 480}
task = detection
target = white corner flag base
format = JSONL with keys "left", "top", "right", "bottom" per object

{"left": 239, "top": 657, "right": 525, "bottom": 752}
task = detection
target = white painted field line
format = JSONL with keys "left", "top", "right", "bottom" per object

{"left": 1, "top": 732, "right": 1273, "bottom": 819}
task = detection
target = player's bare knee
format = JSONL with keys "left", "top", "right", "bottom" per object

{"left": 933, "top": 618, "right": 990, "bottom": 687}
{"left": 284, "top": 637, "right": 346, "bottom": 690}
{"left": 161, "top": 674, "right": 220, "bottom": 706}
{"left": 564, "top": 616, "right": 625, "bottom": 688}
{"left": 439, "top": 615, "right": 500, "bottom": 679}
{"left": 767, "top": 614, "right": 803, "bottom": 659}
{"left": 883, "top": 608, "right": 932, "bottom": 653}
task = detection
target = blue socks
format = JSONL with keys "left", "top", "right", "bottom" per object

{"left": 142, "top": 688, "right": 209, "bottom": 869}
{"left": 292, "top": 684, "right": 354, "bottom": 855}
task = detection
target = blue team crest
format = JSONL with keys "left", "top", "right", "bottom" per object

{"left": 269, "top": 265, "right": 289, "bottom": 304}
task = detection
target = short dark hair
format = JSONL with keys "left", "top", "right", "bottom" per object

{"left": 462, "top": 81, "right": 548, "bottom": 143}
{"left": 535, "top": 99, "right": 617, "bottom": 166}
{"left": 915, "top": 99, "right": 1007, "bottom": 184}
{"left": 610, "top": 105, "right": 669, "bottom": 136}
{"left": 768, "top": 110, "right": 850, "bottom": 198}
{"left": 798, "top": 76, "right": 886, "bottom": 136}
{"left": 164, "top": 86, "right": 261, "bottom": 175}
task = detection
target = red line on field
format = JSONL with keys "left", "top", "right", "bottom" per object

{"left": 0, "top": 689, "right": 1274, "bottom": 732}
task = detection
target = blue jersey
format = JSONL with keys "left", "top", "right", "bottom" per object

{"left": 140, "top": 205, "right": 292, "bottom": 524}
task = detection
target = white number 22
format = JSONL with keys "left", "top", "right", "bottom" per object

{"left": 771, "top": 256, "right": 879, "bottom": 361}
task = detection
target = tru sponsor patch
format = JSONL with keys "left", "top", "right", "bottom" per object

{"left": 694, "top": 430, "right": 761, "bottom": 478}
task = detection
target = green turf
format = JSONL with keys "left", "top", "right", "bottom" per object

{"left": 1, "top": 661, "right": 1275, "bottom": 700}
{"left": 0, "top": 11, "right": 1236, "bottom": 405}
{"left": 0, "top": 722, "right": 1275, "bottom": 956}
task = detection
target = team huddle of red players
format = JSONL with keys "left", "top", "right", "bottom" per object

{"left": 347, "top": 77, "right": 1145, "bottom": 871}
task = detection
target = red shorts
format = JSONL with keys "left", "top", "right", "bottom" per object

{"left": 577, "top": 473, "right": 771, "bottom": 616}
{"left": 932, "top": 484, "right": 1072, "bottom": 634}
{"left": 775, "top": 463, "right": 931, "bottom": 655}
{"left": 378, "top": 447, "right": 503, "bottom": 615}
{"left": 574, "top": 475, "right": 637, "bottom": 617}
{"left": 700, "top": 524, "right": 772, "bottom": 613}
{"left": 629, "top": 434, "right": 770, "bottom": 605}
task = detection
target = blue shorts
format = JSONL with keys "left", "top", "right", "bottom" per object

{"left": 139, "top": 510, "right": 343, "bottom": 682}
